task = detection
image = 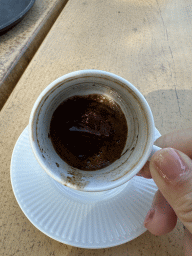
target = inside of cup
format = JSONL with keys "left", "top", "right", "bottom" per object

{"left": 30, "top": 72, "right": 154, "bottom": 191}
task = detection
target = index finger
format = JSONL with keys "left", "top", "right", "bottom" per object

{"left": 138, "top": 126, "right": 192, "bottom": 178}
{"left": 155, "top": 127, "right": 192, "bottom": 158}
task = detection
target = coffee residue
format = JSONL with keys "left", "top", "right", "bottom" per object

{"left": 49, "top": 94, "right": 128, "bottom": 170}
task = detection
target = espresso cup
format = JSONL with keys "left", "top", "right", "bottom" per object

{"left": 29, "top": 70, "right": 160, "bottom": 192}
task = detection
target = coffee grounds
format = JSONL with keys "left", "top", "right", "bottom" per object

{"left": 49, "top": 94, "right": 128, "bottom": 170}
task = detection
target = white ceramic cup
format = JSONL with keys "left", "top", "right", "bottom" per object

{"left": 29, "top": 70, "right": 160, "bottom": 192}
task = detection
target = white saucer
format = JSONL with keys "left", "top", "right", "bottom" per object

{"left": 10, "top": 126, "right": 160, "bottom": 249}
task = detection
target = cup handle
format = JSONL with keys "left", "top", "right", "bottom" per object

{"left": 148, "top": 145, "right": 161, "bottom": 161}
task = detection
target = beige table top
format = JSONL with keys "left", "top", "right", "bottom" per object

{"left": 1, "top": 0, "right": 192, "bottom": 255}
{"left": 0, "top": 0, "right": 68, "bottom": 110}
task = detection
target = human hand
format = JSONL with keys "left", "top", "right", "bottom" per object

{"left": 138, "top": 127, "right": 192, "bottom": 255}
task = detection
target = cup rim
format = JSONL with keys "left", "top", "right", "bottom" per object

{"left": 29, "top": 70, "right": 155, "bottom": 191}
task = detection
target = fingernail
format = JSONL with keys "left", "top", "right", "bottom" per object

{"left": 153, "top": 148, "right": 189, "bottom": 183}
{"left": 144, "top": 208, "right": 155, "bottom": 226}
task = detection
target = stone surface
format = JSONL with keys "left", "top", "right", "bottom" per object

{"left": 0, "top": 0, "right": 68, "bottom": 110}
{"left": 1, "top": 0, "right": 192, "bottom": 255}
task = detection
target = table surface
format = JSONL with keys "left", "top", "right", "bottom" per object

{"left": 0, "top": 0, "right": 68, "bottom": 110}
{"left": 1, "top": 0, "right": 192, "bottom": 255}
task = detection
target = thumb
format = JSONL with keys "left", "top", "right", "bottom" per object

{"left": 150, "top": 147, "right": 192, "bottom": 233}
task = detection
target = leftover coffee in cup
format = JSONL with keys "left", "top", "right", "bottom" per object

{"left": 29, "top": 70, "right": 160, "bottom": 192}
{"left": 49, "top": 94, "right": 128, "bottom": 171}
